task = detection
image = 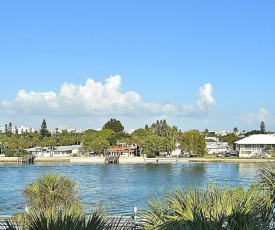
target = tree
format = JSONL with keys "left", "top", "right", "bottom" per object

{"left": 219, "top": 133, "right": 241, "bottom": 149}
{"left": 89, "top": 137, "right": 109, "bottom": 155}
{"left": 102, "top": 118, "right": 124, "bottom": 133}
{"left": 150, "top": 119, "right": 168, "bottom": 137}
{"left": 40, "top": 119, "right": 50, "bottom": 139}
{"left": 245, "top": 129, "right": 262, "bottom": 137}
{"left": 4, "top": 124, "right": 8, "bottom": 135}
{"left": 204, "top": 128, "right": 209, "bottom": 136}
{"left": 131, "top": 128, "right": 153, "bottom": 155}
{"left": 5, "top": 123, "right": 12, "bottom": 137}
{"left": 22, "top": 173, "right": 84, "bottom": 216}
{"left": 260, "top": 121, "right": 266, "bottom": 134}
{"left": 233, "top": 127, "right": 238, "bottom": 135}
{"left": 5, "top": 176, "right": 132, "bottom": 230}
{"left": 180, "top": 129, "right": 206, "bottom": 157}
{"left": 108, "top": 132, "right": 130, "bottom": 146}
{"left": 8, "top": 122, "right": 12, "bottom": 133}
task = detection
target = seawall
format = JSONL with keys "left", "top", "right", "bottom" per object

{"left": 0, "top": 156, "right": 274, "bottom": 164}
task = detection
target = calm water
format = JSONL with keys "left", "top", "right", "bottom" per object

{"left": 0, "top": 162, "right": 265, "bottom": 216}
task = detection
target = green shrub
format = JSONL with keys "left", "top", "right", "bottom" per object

{"left": 139, "top": 183, "right": 273, "bottom": 229}
{"left": 144, "top": 150, "right": 156, "bottom": 158}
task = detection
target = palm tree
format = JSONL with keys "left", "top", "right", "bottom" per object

{"left": 139, "top": 183, "right": 273, "bottom": 230}
{"left": 22, "top": 173, "right": 84, "bottom": 216}
{"left": 2, "top": 208, "right": 135, "bottom": 230}
{"left": 2, "top": 174, "right": 135, "bottom": 229}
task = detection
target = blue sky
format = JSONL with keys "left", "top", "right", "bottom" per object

{"left": 0, "top": 1, "right": 275, "bottom": 132}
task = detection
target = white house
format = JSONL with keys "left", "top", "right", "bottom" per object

{"left": 26, "top": 145, "right": 82, "bottom": 157}
{"left": 52, "top": 145, "right": 82, "bottom": 157}
{"left": 26, "top": 147, "right": 52, "bottom": 157}
{"left": 234, "top": 134, "right": 275, "bottom": 158}
{"left": 206, "top": 142, "right": 229, "bottom": 154}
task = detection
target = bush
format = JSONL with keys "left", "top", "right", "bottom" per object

{"left": 144, "top": 150, "right": 156, "bottom": 158}
{"left": 3, "top": 149, "right": 16, "bottom": 157}
{"left": 139, "top": 183, "right": 273, "bottom": 230}
{"left": 22, "top": 173, "right": 84, "bottom": 216}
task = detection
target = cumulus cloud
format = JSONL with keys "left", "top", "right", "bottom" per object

{"left": 243, "top": 107, "right": 273, "bottom": 125}
{"left": 180, "top": 83, "right": 216, "bottom": 116}
{"left": 0, "top": 75, "right": 216, "bottom": 119}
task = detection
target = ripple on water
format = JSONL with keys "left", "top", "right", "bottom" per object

{"left": 0, "top": 162, "right": 261, "bottom": 215}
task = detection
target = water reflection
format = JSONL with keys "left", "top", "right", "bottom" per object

{"left": 0, "top": 162, "right": 262, "bottom": 215}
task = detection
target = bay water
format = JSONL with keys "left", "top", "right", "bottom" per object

{"left": 0, "top": 162, "right": 264, "bottom": 216}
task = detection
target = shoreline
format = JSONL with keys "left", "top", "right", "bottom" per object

{"left": 0, "top": 156, "right": 274, "bottom": 164}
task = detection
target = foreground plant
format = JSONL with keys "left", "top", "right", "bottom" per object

{"left": 2, "top": 208, "right": 135, "bottom": 230}
{"left": 139, "top": 183, "right": 274, "bottom": 230}
{"left": 22, "top": 173, "right": 84, "bottom": 216}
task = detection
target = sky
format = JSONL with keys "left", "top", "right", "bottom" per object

{"left": 0, "top": 1, "right": 275, "bottom": 132}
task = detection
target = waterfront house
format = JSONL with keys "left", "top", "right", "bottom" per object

{"left": 52, "top": 145, "right": 82, "bottom": 157}
{"left": 107, "top": 146, "right": 135, "bottom": 157}
{"left": 206, "top": 141, "right": 229, "bottom": 154}
{"left": 26, "top": 145, "right": 82, "bottom": 157}
{"left": 234, "top": 134, "right": 275, "bottom": 158}
{"left": 26, "top": 147, "right": 52, "bottom": 157}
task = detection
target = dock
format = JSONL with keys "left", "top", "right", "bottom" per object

{"left": 17, "top": 155, "right": 35, "bottom": 164}
{"left": 105, "top": 155, "right": 120, "bottom": 164}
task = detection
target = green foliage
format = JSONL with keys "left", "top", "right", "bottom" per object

{"left": 98, "top": 129, "right": 115, "bottom": 139}
{"left": 84, "top": 129, "right": 98, "bottom": 139}
{"left": 144, "top": 150, "right": 156, "bottom": 158}
{"left": 102, "top": 118, "right": 124, "bottom": 133}
{"left": 245, "top": 130, "right": 262, "bottom": 137}
{"left": 17, "top": 149, "right": 29, "bottom": 157}
{"left": 82, "top": 129, "right": 115, "bottom": 154}
{"left": 140, "top": 183, "right": 273, "bottom": 230}
{"left": 2, "top": 174, "right": 135, "bottom": 230}
{"left": 3, "top": 149, "right": 29, "bottom": 157}
{"left": 150, "top": 119, "right": 168, "bottom": 137}
{"left": 90, "top": 138, "right": 109, "bottom": 154}
{"left": 219, "top": 133, "right": 242, "bottom": 148}
{"left": 2, "top": 149, "right": 16, "bottom": 157}
{"left": 131, "top": 128, "right": 152, "bottom": 151}
{"left": 108, "top": 132, "right": 130, "bottom": 146}
{"left": 22, "top": 173, "right": 84, "bottom": 216}
{"left": 260, "top": 121, "right": 266, "bottom": 134}
{"left": 257, "top": 163, "right": 275, "bottom": 196}
{"left": 40, "top": 119, "right": 50, "bottom": 139}
{"left": 4, "top": 208, "right": 134, "bottom": 230}
{"left": 180, "top": 129, "right": 206, "bottom": 157}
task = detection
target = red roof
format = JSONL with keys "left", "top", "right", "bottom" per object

{"left": 107, "top": 146, "right": 135, "bottom": 153}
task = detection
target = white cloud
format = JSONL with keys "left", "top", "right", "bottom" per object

{"left": 180, "top": 83, "right": 216, "bottom": 116}
{"left": 197, "top": 83, "right": 216, "bottom": 109}
{"left": 0, "top": 75, "right": 216, "bottom": 126}
{"left": 243, "top": 107, "right": 273, "bottom": 125}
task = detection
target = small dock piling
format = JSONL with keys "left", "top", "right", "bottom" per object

{"left": 17, "top": 154, "right": 35, "bottom": 164}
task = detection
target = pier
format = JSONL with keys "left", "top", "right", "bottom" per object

{"left": 17, "top": 155, "right": 35, "bottom": 164}
{"left": 105, "top": 155, "right": 120, "bottom": 164}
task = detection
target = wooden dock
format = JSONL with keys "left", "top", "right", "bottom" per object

{"left": 105, "top": 155, "right": 120, "bottom": 164}
{"left": 17, "top": 155, "right": 35, "bottom": 164}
